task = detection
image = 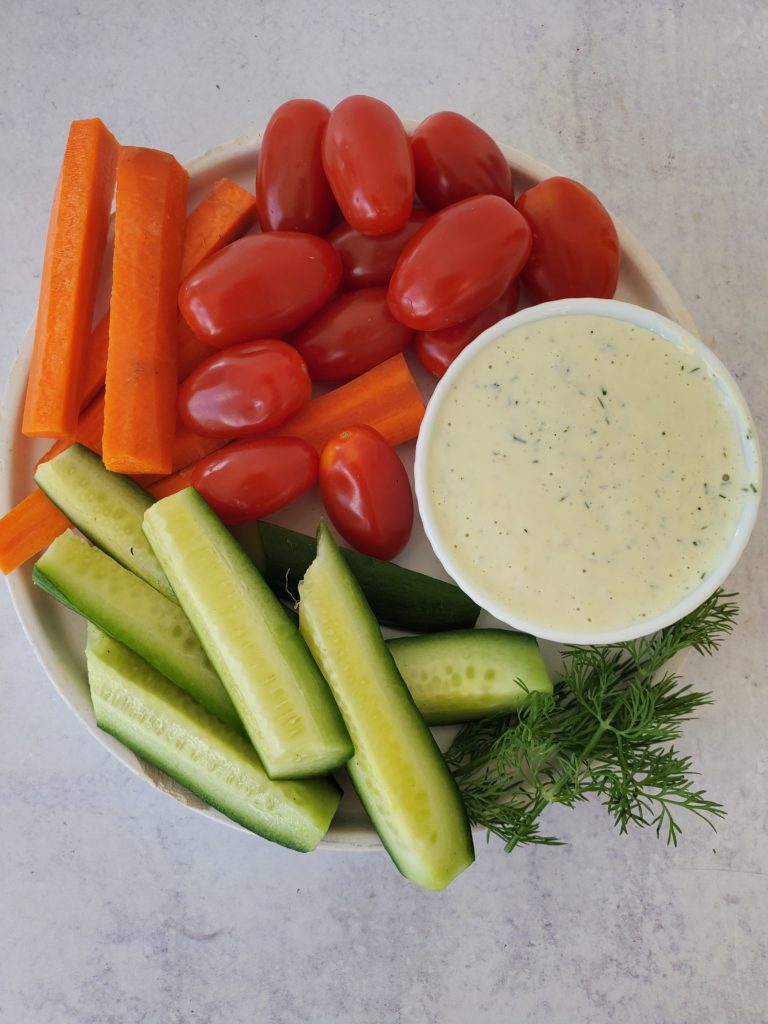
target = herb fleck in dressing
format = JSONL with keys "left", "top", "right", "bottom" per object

{"left": 427, "top": 314, "right": 749, "bottom": 633}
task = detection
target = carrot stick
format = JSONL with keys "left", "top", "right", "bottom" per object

{"left": 22, "top": 119, "right": 119, "bottom": 440}
{"left": 79, "top": 312, "right": 111, "bottom": 410}
{"left": 179, "top": 178, "right": 259, "bottom": 279}
{"left": 103, "top": 148, "right": 189, "bottom": 475}
{"left": 272, "top": 352, "right": 425, "bottom": 451}
{"left": 0, "top": 491, "right": 71, "bottom": 574}
{"left": 144, "top": 353, "right": 426, "bottom": 500}
{"left": 37, "top": 394, "right": 105, "bottom": 466}
{"left": 147, "top": 467, "right": 196, "bottom": 500}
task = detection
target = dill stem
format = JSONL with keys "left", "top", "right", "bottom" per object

{"left": 527, "top": 702, "right": 621, "bottom": 820}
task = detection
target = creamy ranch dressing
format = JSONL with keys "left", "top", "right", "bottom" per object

{"left": 427, "top": 314, "right": 751, "bottom": 634}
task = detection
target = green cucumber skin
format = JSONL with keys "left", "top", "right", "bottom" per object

{"left": 86, "top": 627, "right": 341, "bottom": 852}
{"left": 388, "top": 630, "right": 553, "bottom": 725}
{"left": 34, "top": 444, "right": 174, "bottom": 600}
{"left": 34, "top": 531, "right": 243, "bottom": 734}
{"left": 257, "top": 521, "right": 480, "bottom": 633}
{"left": 143, "top": 490, "right": 353, "bottom": 781}
{"left": 299, "top": 522, "right": 475, "bottom": 891}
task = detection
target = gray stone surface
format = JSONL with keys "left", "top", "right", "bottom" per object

{"left": 1, "top": 2, "right": 766, "bottom": 1021}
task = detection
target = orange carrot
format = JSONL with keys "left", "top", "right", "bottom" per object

{"left": 272, "top": 352, "right": 425, "bottom": 451}
{"left": 179, "top": 178, "right": 258, "bottom": 279}
{"left": 147, "top": 467, "right": 196, "bottom": 500}
{"left": 76, "top": 311, "right": 111, "bottom": 410}
{"left": 0, "top": 491, "right": 71, "bottom": 574}
{"left": 22, "top": 119, "right": 119, "bottom": 440}
{"left": 103, "top": 147, "right": 189, "bottom": 475}
{"left": 144, "top": 353, "right": 426, "bottom": 500}
{"left": 133, "top": 426, "right": 225, "bottom": 487}
{"left": 38, "top": 394, "right": 105, "bottom": 466}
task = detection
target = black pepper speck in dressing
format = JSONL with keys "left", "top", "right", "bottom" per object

{"left": 427, "top": 315, "right": 750, "bottom": 633}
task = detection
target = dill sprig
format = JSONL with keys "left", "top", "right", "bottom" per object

{"left": 446, "top": 589, "right": 738, "bottom": 852}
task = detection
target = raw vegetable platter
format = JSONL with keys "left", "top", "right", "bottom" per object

{"left": 2, "top": 122, "right": 698, "bottom": 852}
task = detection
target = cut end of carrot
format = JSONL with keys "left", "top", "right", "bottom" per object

{"left": 102, "top": 444, "right": 173, "bottom": 476}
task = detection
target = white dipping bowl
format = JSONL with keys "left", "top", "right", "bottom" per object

{"left": 415, "top": 298, "right": 762, "bottom": 646}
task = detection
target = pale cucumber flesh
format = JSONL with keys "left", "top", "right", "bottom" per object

{"left": 142, "top": 489, "right": 352, "bottom": 780}
{"left": 35, "top": 444, "right": 173, "bottom": 599}
{"left": 86, "top": 626, "right": 341, "bottom": 851}
{"left": 388, "top": 630, "right": 553, "bottom": 725}
{"left": 299, "top": 522, "right": 474, "bottom": 891}
{"left": 34, "top": 530, "right": 242, "bottom": 733}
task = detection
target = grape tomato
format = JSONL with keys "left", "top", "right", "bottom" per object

{"left": 178, "top": 233, "right": 342, "bottom": 348}
{"left": 319, "top": 426, "right": 414, "bottom": 560}
{"left": 256, "top": 99, "right": 337, "bottom": 235}
{"left": 411, "top": 111, "right": 513, "bottom": 210}
{"left": 177, "top": 339, "right": 312, "bottom": 438}
{"left": 327, "top": 209, "right": 430, "bottom": 289}
{"left": 322, "top": 95, "right": 414, "bottom": 236}
{"left": 388, "top": 194, "right": 531, "bottom": 331}
{"left": 191, "top": 437, "right": 319, "bottom": 525}
{"left": 290, "top": 287, "right": 414, "bottom": 382}
{"left": 515, "top": 176, "right": 620, "bottom": 302}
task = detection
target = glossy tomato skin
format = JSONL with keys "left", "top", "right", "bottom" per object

{"left": 191, "top": 437, "right": 318, "bottom": 525}
{"left": 322, "top": 95, "right": 415, "bottom": 236}
{"left": 326, "top": 209, "right": 430, "bottom": 289}
{"left": 290, "top": 287, "right": 414, "bottom": 382}
{"left": 411, "top": 111, "right": 513, "bottom": 210}
{"left": 256, "top": 99, "right": 337, "bottom": 234}
{"left": 177, "top": 339, "right": 312, "bottom": 438}
{"left": 179, "top": 233, "right": 342, "bottom": 348}
{"left": 515, "top": 176, "right": 620, "bottom": 302}
{"left": 415, "top": 279, "right": 520, "bottom": 378}
{"left": 388, "top": 195, "right": 532, "bottom": 331}
{"left": 319, "top": 426, "right": 413, "bottom": 560}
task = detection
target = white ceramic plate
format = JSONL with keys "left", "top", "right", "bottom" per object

{"left": 1, "top": 130, "right": 698, "bottom": 850}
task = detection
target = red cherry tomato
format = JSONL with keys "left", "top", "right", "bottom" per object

{"left": 515, "top": 177, "right": 620, "bottom": 302}
{"left": 411, "top": 111, "right": 514, "bottom": 210}
{"left": 388, "top": 195, "right": 531, "bottom": 331}
{"left": 179, "top": 233, "right": 342, "bottom": 348}
{"left": 322, "top": 95, "right": 414, "bottom": 236}
{"left": 326, "top": 209, "right": 430, "bottom": 289}
{"left": 177, "top": 339, "right": 312, "bottom": 438}
{"left": 291, "top": 287, "right": 414, "bottom": 382}
{"left": 191, "top": 437, "right": 318, "bottom": 525}
{"left": 256, "top": 99, "right": 337, "bottom": 234}
{"left": 415, "top": 279, "right": 520, "bottom": 378}
{"left": 319, "top": 426, "right": 413, "bottom": 560}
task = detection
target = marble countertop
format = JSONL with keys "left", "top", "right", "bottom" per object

{"left": 1, "top": 3, "right": 766, "bottom": 1021}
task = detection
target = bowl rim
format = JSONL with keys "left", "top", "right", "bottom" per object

{"left": 415, "top": 297, "right": 762, "bottom": 646}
